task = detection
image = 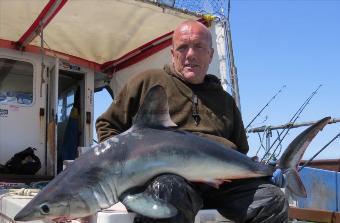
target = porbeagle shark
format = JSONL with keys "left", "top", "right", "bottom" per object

{"left": 14, "top": 85, "right": 330, "bottom": 221}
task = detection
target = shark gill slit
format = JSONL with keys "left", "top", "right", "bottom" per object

{"left": 98, "top": 176, "right": 116, "bottom": 205}
{"left": 92, "top": 183, "right": 111, "bottom": 209}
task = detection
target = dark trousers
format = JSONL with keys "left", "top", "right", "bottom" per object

{"left": 134, "top": 175, "right": 288, "bottom": 223}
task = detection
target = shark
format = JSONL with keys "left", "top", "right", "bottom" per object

{"left": 14, "top": 85, "right": 330, "bottom": 221}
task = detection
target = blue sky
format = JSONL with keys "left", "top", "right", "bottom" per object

{"left": 94, "top": 0, "right": 339, "bottom": 160}
{"left": 231, "top": 0, "right": 340, "bottom": 160}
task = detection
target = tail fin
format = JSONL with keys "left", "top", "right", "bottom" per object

{"left": 284, "top": 168, "right": 307, "bottom": 197}
{"left": 279, "top": 117, "right": 331, "bottom": 198}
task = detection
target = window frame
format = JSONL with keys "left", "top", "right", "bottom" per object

{"left": 0, "top": 56, "right": 36, "bottom": 107}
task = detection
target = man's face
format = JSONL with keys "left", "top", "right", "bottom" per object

{"left": 171, "top": 23, "right": 214, "bottom": 84}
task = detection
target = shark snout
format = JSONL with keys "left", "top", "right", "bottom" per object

{"left": 14, "top": 202, "right": 51, "bottom": 222}
{"left": 14, "top": 208, "right": 37, "bottom": 222}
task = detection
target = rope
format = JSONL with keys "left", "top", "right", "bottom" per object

{"left": 9, "top": 188, "right": 40, "bottom": 196}
{"left": 0, "top": 189, "right": 40, "bottom": 223}
{"left": 0, "top": 188, "right": 40, "bottom": 201}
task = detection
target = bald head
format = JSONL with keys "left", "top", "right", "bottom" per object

{"left": 171, "top": 20, "right": 214, "bottom": 84}
{"left": 172, "top": 20, "right": 213, "bottom": 48}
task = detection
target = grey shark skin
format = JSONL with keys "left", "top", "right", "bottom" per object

{"left": 278, "top": 116, "right": 331, "bottom": 197}
{"left": 14, "top": 85, "right": 329, "bottom": 221}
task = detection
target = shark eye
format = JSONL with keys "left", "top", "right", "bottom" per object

{"left": 40, "top": 204, "right": 50, "bottom": 215}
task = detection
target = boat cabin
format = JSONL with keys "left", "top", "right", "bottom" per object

{"left": 0, "top": 0, "right": 229, "bottom": 178}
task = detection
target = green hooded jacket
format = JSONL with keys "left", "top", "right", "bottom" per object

{"left": 96, "top": 65, "right": 249, "bottom": 154}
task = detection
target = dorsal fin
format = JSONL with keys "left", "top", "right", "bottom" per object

{"left": 133, "top": 85, "right": 177, "bottom": 129}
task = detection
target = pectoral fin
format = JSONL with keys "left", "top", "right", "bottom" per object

{"left": 121, "top": 192, "right": 177, "bottom": 219}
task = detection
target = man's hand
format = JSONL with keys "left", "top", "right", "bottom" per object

{"left": 270, "top": 168, "right": 286, "bottom": 188}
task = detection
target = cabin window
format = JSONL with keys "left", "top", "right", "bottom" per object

{"left": 0, "top": 58, "right": 34, "bottom": 105}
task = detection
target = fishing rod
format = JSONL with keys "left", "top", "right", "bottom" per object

{"left": 246, "top": 85, "right": 286, "bottom": 130}
{"left": 260, "top": 84, "right": 322, "bottom": 163}
{"left": 227, "top": 0, "right": 231, "bottom": 20}
{"left": 299, "top": 133, "right": 340, "bottom": 172}
{"left": 266, "top": 84, "right": 323, "bottom": 162}
{"left": 260, "top": 86, "right": 319, "bottom": 161}
{"left": 258, "top": 88, "right": 317, "bottom": 160}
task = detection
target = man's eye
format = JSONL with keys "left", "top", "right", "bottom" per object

{"left": 177, "top": 45, "right": 187, "bottom": 51}
{"left": 195, "top": 44, "right": 204, "bottom": 49}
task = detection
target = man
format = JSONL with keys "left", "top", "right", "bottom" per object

{"left": 96, "top": 20, "right": 288, "bottom": 223}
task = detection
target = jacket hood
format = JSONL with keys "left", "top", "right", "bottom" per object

{"left": 163, "top": 64, "right": 223, "bottom": 90}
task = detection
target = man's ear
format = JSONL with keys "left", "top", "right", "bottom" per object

{"left": 209, "top": 48, "right": 214, "bottom": 63}
{"left": 171, "top": 47, "right": 175, "bottom": 64}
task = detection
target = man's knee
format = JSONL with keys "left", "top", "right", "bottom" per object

{"left": 145, "top": 174, "right": 190, "bottom": 196}
{"left": 258, "top": 183, "right": 287, "bottom": 207}
{"left": 137, "top": 174, "right": 202, "bottom": 223}
{"left": 216, "top": 183, "right": 288, "bottom": 223}
{"left": 248, "top": 184, "right": 288, "bottom": 223}
{"left": 146, "top": 174, "right": 203, "bottom": 210}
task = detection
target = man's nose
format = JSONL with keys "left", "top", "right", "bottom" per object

{"left": 186, "top": 47, "right": 196, "bottom": 59}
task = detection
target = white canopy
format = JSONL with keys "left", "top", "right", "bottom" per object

{"left": 0, "top": 0, "right": 197, "bottom": 69}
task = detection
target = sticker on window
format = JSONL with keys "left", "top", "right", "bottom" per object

{"left": 0, "top": 108, "right": 8, "bottom": 117}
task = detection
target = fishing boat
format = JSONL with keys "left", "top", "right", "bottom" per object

{"left": 0, "top": 0, "right": 338, "bottom": 222}
{"left": 0, "top": 0, "right": 233, "bottom": 222}
{"left": 0, "top": 0, "right": 232, "bottom": 178}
